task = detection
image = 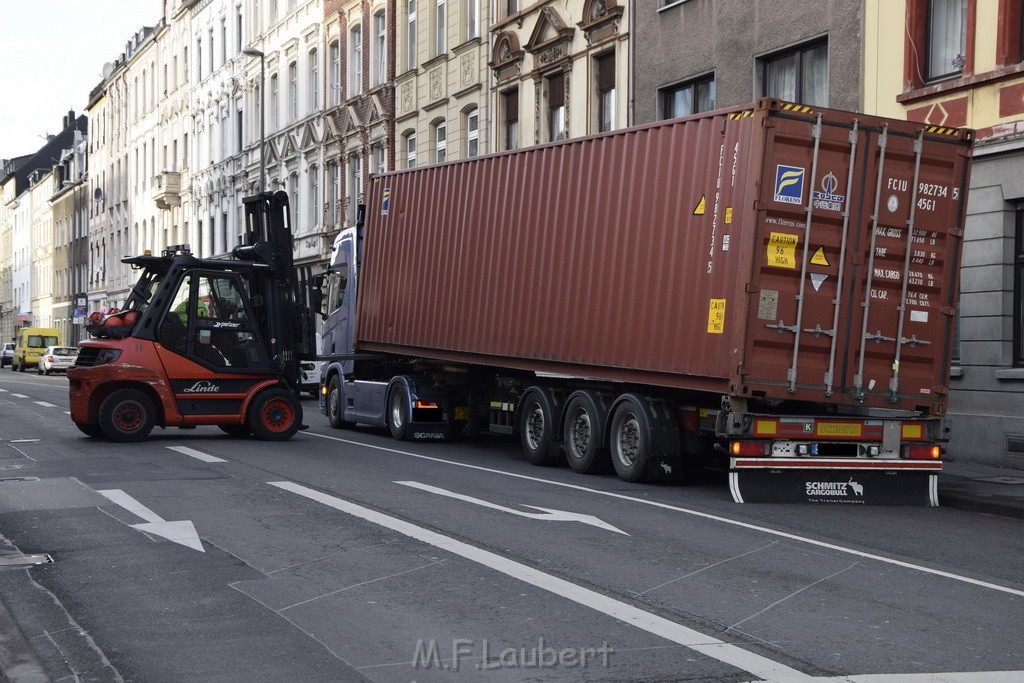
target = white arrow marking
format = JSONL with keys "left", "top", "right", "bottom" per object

{"left": 395, "top": 481, "right": 628, "bottom": 535}
{"left": 98, "top": 489, "right": 204, "bottom": 552}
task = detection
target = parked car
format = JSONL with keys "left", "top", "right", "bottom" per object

{"left": 37, "top": 346, "right": 78, "bottom": 375}
{"left": 299, "top": 360, "right": 323, "bottom": 397}
{"left": 0, "top": 342, "right": 13, "bottom": 368}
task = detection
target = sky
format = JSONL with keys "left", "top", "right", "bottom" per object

{"left": 0, "top": 0, "right": 164, "bottom": 159}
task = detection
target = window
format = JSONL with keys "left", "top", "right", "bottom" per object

{"left": 329, "top": 40, "right": 341, "bottom": 105}
{"left": 503, "top": 88, "right": 518, "bottom": 150}
{"left": 547, "top": 72, "right": 566, "bottom": 142}
{"left": 927, "top": 0, "right": 967, "bottom": 80}
{"left": 221, "top": 19, "right": 227, "bottom": 65}
{"left": 351, "top": 25, "right": 363, "bottom": 96}
{"left": 236, "top": 103, "right": 243, "bottom": 153}
{"left": 466, "top": 0, "right": 478, "bottom": 40}
{"left": 408, "top": 0, "right": 417, "bottom": 70}
{"left": 289, "top": 173, "right": 300, "bottom": 232}
{"left": 348, "top": 153, "right": 361, "bottom": 221}
{"left": 271, "top": 74, "right": 279, "bottom": 128}
{"left": 761, "top": 40, "right": 828, "bottom": 107}
{"left": 661, "top": 74, "right": 715, "bottom": 119}
{"left": 309, "top": 49, "right": 318, "bottom": 110}
{"left": 328, "top": 161, "right": 339, "bottom": 226}
{"left": 309, "top": 165, "right": 319, "bottom": 228}
{"left": 595, "top": 52, "right": 616, "bottom": 132}
{"left": 434, "top": 120, "right": 447, "bottom": 163}
{"left": 373, "top": 143, "right": 386, "bottom": 175}
{"left": 506, "top": 0, "right": 519, "bottom": 17}
{"left": 289, "top": 61, "right": 298, "bottom": 121}
{"left": 1015, "top": 205, "right": 1024, "bottom": 367}
{"left": 405, "top": 131, "right": 417, "bottom": 168}
{"left": 208, "top": 29, "right": 215, "bottom": 72}
{"left": 197, "top": 39, "right": 203, "bottom": 80}
{"left": 466, "top": 107, "right": 479, "bottom": 157}
{"left": 236, "top": 8, "right": 243, "bottom": 53}
{"left": 436, "top": 0, "right": 446, "bottom": 55}
{"left": 374, "top": 11, "right": 387, "bottom": 85}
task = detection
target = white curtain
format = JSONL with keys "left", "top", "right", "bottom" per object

{"left": 928, "top": 0, "right": 967, "bottom": 79}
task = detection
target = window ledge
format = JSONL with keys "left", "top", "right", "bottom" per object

{"left": 658, "top": 0, "right": 690, "bottom": 11}
{"left": 898, "top": 63, "right": 1024, "bottom": 105}
{"left": 995, "top": 368, "right": 1024, "bottom": 380}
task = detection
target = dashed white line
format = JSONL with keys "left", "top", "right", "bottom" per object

{"left": 166, "top": 446, "right": 227, "bottom": 463}
{"left": 34, "top": 401, "right": 56, "bottom": 408}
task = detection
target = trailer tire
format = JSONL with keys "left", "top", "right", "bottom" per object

{"left": 247, "top": 389, "right": 302, "bottom": 441}
{"left": 326, "top": 375, "right": 354, "bottom": 429}
{"left": 563, "top": 392, "right": 610, "bottom": 474}
{"left": 609, "top": 395, "right": 654, "bottom": 483}
{"left": 519, "top": 389, "right": 561, "bottom": 466}
{"left": 388, "top": 385, "right": 410, "bottom": 440}
{"left": 98, "top": 389, "right": 156, "bottom": 442}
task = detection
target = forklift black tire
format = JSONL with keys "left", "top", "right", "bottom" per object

{"left": 388, "top": 385, "right": 410, "bottom": 440}
{"left": 218, "top": 424, "right": 252, "bottom": 437}
{"left": 98, "top": 389, "right": 156, "bottom": 442}
{"left": 519, "top": 389, "right": 561, "bottom": 466}
{"left": 609, "top": 395, "right": 653, "bottom": 483}
{"left": 327, "top": 376, "right": 355, "bottom": 429}
{"left": 562, "top": 392, "right": 611, "bottom": 474}
{"left": 74, "top": 422, "right": 105, "bottom": 438}
{"left": 247, "top": 389, "right": 302, "bottom": 441}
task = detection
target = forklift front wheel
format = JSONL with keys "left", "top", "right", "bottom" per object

{"left": 248, "top": 389, "right": 302, "bottom": 441}
{"left": 98, "top": 389, "right": 156, "bottom": 442}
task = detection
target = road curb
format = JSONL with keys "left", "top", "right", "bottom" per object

{"left": 0, "top": 588, "right": 50, "bottom": 683}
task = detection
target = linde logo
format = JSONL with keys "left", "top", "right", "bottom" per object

{"left": 806, "top": 478, "right": 865, "bottom": 497}
{"left": 183, "top": 380, "right": 221, "bottom": 393}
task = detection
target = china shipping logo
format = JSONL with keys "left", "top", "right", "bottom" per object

{"left": 812, "top": 171, "right": 846, "bottom": 212}
{"left": 774, "top": 165, "right": 805, "bottom": 205}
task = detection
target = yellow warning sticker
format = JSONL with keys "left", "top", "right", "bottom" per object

{"left": 811, "top": 246, "right": 829, "bottom": 266}
{"left": 693, "top": 195, "right": 706, "bottom": 216}
{"left": 768, "top": 232, "right": 798, "bottom": 269}
{"left": 725, "top": 207, "right": 733, "bottom": 224}
{"left": 707, "top": 299, "right": 727, "bottom": 334}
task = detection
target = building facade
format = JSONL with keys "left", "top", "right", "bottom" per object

{"left": 865, "top": 0, "right": 1024, "bottom": 469}
{"left": 633, "top": 0, "right": 863, "bottom": 124}
{"left": 489, "top": 0, "right": 630, "bottom": 149}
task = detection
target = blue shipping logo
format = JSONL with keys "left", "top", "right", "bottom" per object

{"left": 774, "top": 165, "right": 805, "bottom": 205}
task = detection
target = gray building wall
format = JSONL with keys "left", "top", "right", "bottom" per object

{"left": 633, "top": 0, "right": 863, "bottom": 124}
{"left": 948, "top": 143, "right": 1024, "bottom": 469}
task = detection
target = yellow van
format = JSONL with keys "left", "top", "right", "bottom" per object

{"left": 12, "top": 327, "right": 61, "bottom": 373}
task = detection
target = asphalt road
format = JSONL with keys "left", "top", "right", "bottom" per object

{"left": 1, "top": 370, "right": 1022, "bottom": 682}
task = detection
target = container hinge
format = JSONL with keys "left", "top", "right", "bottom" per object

{"left": 865, "top": 330, "right": 896, "bottom": 344}
{"left": 744, "top": 282, "right": 758, "bottom": 293}
{"left": 949, "top": 227, "right": 964, "bottom": 237}
{"left": 933, "top": 385, "right": 949, "bottom": 396}
{"left": 802, "top": 324, "right": 835, "bottom": 338}
{"left": 900, "top": 335, "right": 931, "bottom": 347}
{"left": 736, "top": 365, "right": 750, "bottom": 376}
{"left": 940, "top": 306, "right": 956, "bottom": 316}
{"left": 754, "top": 200, "right": 766, "bottom": 211}
{"left": 767, "top": 320, "right": 798, "bottom": 334}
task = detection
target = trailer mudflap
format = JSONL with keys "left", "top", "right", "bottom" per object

{"left": 729, "top": 458, "right": 942, "bottom": 506}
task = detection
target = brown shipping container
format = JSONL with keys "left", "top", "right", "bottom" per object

{"left": 356, "top": 99, "right": 972, "bottom": 416}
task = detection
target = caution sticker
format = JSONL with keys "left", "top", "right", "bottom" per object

{"left": 811, "top": 246, "right": 829, "bottom": 266}
{"left": 707, "top": 299, "right": 726, "bottom": 334}
{"left": 725, "top": 207, "right": 733, "bottom": 224}
{"left": 693, "top": 195, "right": 706, "bottom": 216}
{"left": 768, "top": 232, "right": 798, "bottom": 269}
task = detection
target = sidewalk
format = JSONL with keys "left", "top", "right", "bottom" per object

{"left": 939, "top": 460, "right": 1024, "bottom": 519}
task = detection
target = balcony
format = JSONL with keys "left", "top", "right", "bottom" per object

{"left": 153, "top": 171, "right": 182, "bottom": 210}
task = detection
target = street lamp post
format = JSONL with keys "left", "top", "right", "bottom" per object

{"left": 242, "top": 48, "right": 266, "bottom": 193}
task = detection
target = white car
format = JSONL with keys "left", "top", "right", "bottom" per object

{"left": 37, "top": 346, "right": 78, "bottom": 375}
{"left": 0, "top": 342, "right": 13, "bottom": 368}
{"left": 299, "top": 360, "right": 323, "bottom": 397}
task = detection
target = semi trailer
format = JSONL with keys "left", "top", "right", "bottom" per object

{"left": 318, "top": 99, "right": 973, "bottom": 505}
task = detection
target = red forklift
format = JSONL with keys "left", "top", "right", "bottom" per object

{"left": 68, "top": 191, "right": 321, "bottom": 442}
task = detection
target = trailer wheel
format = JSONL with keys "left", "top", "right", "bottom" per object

{"left": 519, "top": 389, "right": 561, "bottom": 465}
{"left": 218, "top": 424, "right": 252, "bottom": 437}
{"left": 247, "top": 389, "right": 302, "bottom": 441}
{"left": 609, "top": 395, "right": 653, "bottom": 483}
{"left": 74, "top": 422, "right": 105, "bottom": 438}
{"left": 563, "top": 392, "right": 610, "bottom": 474}
{"left": 327, "top": 375, "right": 355, "bottom": 429}
{"left": 388, "top": 385, "right": 410, "bottom": 440}
{"left": 98, "top": 389, "right": 156, "bottom": 442}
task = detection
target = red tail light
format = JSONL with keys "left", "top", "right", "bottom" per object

{"left": 903, "top": 444, "right": 941, "bottom": 460}
{"left": 47, "top": 355, "right": 54, "bottom": 362}
{"left": 730, "top": 441, "right": 770, "bottom": 457}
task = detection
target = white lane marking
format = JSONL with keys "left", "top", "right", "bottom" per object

{"left": 97, "top": 489, "right": 204, "bottom": 552}
{"left": 270, "top": 480, "right": 810, "bottom": 681}
{"left": 816, "top": 673, "right": 1024, "bottom": 682}
{"left": 396, "top": 480, "right": 628, "bottom": 535}
{"left": 166, "top": 445, "right": 228, "bottom": 463}
{"left": 10, "top": 393, "right": 28, "bottom": 398}
{"left": 34, "top": 401, "right": 56, "bottom": 408}
{"left": 306, "top": 432, "right": 1024, "bottom": 599}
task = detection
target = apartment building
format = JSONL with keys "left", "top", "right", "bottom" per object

{"left": 865, "top": 0, "right": 1024, "bottom": 468}
{"left": 489, "top": 1, "right": 629, "bottom": 149}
